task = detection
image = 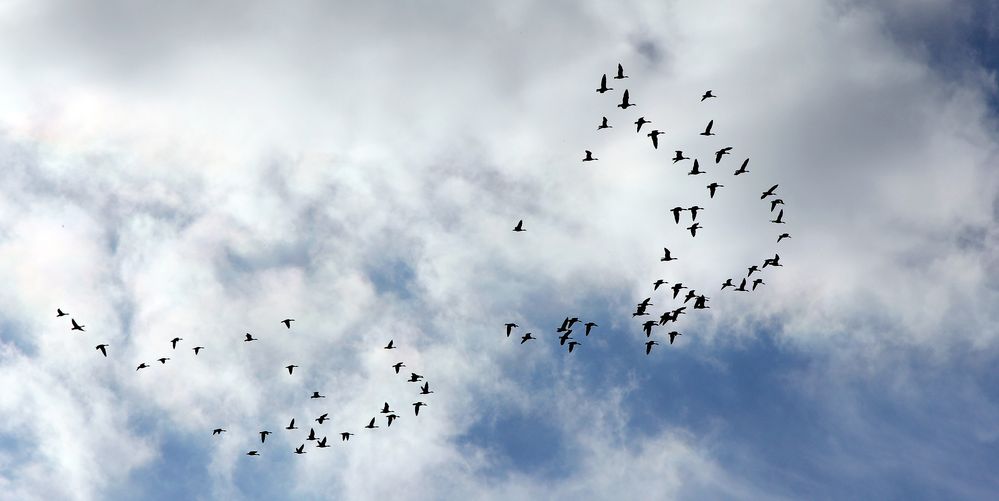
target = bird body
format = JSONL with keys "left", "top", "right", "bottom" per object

{"left": 413, "top": 401, "right": 427, "bottom": 416}
{"left": 244, "top": 333, "right": 256, "bottom": 342}
{"left": 57, "top": 308, "right": 68, "bottom": 317}
{"left": 701, "top": 90, "right": 715, "bottom": 101}
{"left": 688, "top": 159, "right": 704, "bottom": 175}
{"left": 687, "top": 222, "right": 702, "bottom": 237}
{"left": 735, "top": 158, "right": 749, "bottom": 175}
{"left": 672, "top": 151, "right": 689, "bottom": 163}
{"left": 646, "top": 340, "right": 659, "bottom": 355}
{"left": 715, "top": 147, "right": 732, "bottom": 163}
{"left": 598, "top": 116, "right": 611, "bottom": 130}
{"left": 281, "top": 319, "right": 295, "bottom": 329}
{"left": 647, "top": 129, "right": 663, "bottom": 149}
{"left": 513, "top": 220, "right": 525, "bottom": 232}
{"left": 707, "top": 183, "right": 724, "bottom": 198}
{"left": 661, "top": 248, "right": 677, "bottom": 262}
{"left": 614, "top": 63, "right": 628, "bottom": 79}
{"left": 618, "top": 89, "right": 635, "bottom": 109}
{"left": 700, "top": 120, "right": 715, "bottom": 136}
{"left": 393, "top": 362, "right": 406, "bottom": 373}
{"left": 567, "top": 341, "right": 580, "bottom": 353}
{"left": 596, "top": 74, "right": 612, "bottom": 93}
{"left": 583, "top": 150, "right": 597, "bottom": 162}
{"left": 521, "top": 332, "right": 535, "bottom": 343}
{"left": 317, "top": 413, "right": 330, "bottom": 424}
{"left": 286, "top": 364, "right": 298, "bottom": 375}
{"left": 365, "top": 417, "right": 379, "bottom": 429}
{"left": 384, "top": 340, "right": 395, "bottom": 349}
{"left": 771, "top": 209, "right": 785, "bottom": 224}
{"left": 193, "top": 346, "right": 204, "bottom": 355}
{"left": 635, "top": 117, "right": 650, "bottom": 132}
{"left": 420, "top": 382, "right": 434, "bottom": 395}
{"left": 95, "top": 344, "right": 108, "bottom": 357}
{"left": 761, "top": 184, "right": 779, "bottom": 199}
{"left": 71, "top": 319, "right": 85, "bottom": 332}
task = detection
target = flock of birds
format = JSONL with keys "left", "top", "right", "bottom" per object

{"left": 56, "top": 311, "right": 435, "bottom": 457}
{"left": 510, "top": 63, "right": 791, "bottom": 355}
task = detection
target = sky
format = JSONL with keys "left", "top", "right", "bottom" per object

{"left": 0, "top": 0, "right": 998, "bottom": 499}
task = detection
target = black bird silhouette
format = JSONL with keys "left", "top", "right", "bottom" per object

{"left": 735, "top": 158, "right": 749, "bottom": 175}
{"left": 193, "top": 346, "right": 204, "bottom": 355}
{"left": 694, "top": 295, "right": 710, "bottom": 309}
{"left": 386, "top": 414, "right": 399, "bottom": 427}
{"left": 294, "top": 444, "right": 305, "bottom": 454}
{"left": 584, "top": 322, "right": 597, "bottom": 336}
{"left": 672, "top": 150, "right": 689, "bottom": 163}
{"left": 598, "top": 116, "right": 611, "bottom": 130}
{"left": 770, "top": 199, "right": 785, "bottom": 211}
{"left": 505, "top": 323, "right": 518, "bottom": 337}
{"left": 341, "top": 432, "right": 354, "bottom": 441}
{"left": 413, "top": 401, "right": 427, "bottom": 416}
{"left": 244, "top": 333, "right": 256, "bottom": 342}
{"left": 700, "top": 120, "right": 715, "bottom": 136}
{"left": 408, "top": 373, "right": 424, "bottom": 382}
{"left": 687, "top": 222, "right": 702, "bottom": 237}
{"left": 95, "top": 344, "right": 108, "bottom": 357}
{"left": 583, "top": 150, "right": 597, "bottom": 162}
{"left": 247, "top": 450, "right": 259, "bottom": 456}
{"left": 317, "top": 413, "right": 330, "bottom": 424}
{"left": 668, "top": 331, "right": 681, "bottom": 344}
{"left": 670, "top": 207, "right": 685, "bottom": 224}
{"left": 513, "top": 220, "right": 525, "bottom": 232}
{"left": 761, "top": 184, "right": 779, "bottom": 199}
{"left": 734, "top": 278, "right": 748, "bottom": 292}
{"left": 556, "top": 317, "right": 571, "bottom": 332}
{"left": 747, "top": 265, "right": 760, "bottom": 277}
{"left": 286, "top": 419, "right": 297, "bottom": 430}
{"left": 638, "top": 297, "right": 652, "bottom": 308}
{"left": 672, "top": 306, "right": 688, "bottom": 317}
{"left": 170, "top": 337, "right": 182, "bottom": 349}
{"left": 688, "top": 206, "right": 703, "bottom": 220}
{"left": 642, "top": 321, "right": 655, "bottom": 338}
{"left": 260, "top": 431, "right": 271, "bottom": 443}
{"left": 614, "top": 63, "right": 628, "bottom": 79}
{"left": 365, "top": 417, "right": 379, "bottom": 429}
{"left": 307, "top": 428, "right": 317, "bottom": 440}
{"left": 752, "top": 279, "right": 765, "bottom": 291}
{"left": 688, "top": 159, "right": 704, "bottom": 175}
{"left": 381, "top": 402, "right": 392, "bottom": 414}
{"left": 558, "top": 331, "right": 572, "bottom": 346}
{"left": 707, "top": 183, "right": 724, "bottom": 198}
{"left": 658, "top": 311, "right": 674, "bottom": 326}
{"left": 384, "top": 340, "right": 395, "bottom": 349}
{"left": 420, "top": 382, "right": 434, "bottom": 395}
{"left": 701, "top": 90, "right": 716, "bottom": 101}
{"left": 715, "top": 147, "right": 732, "bottom": 163}
{"left": 567, "top": 317, "right": 580, "bottom": 329}
{"left": 56, "top": 308, "right": 68, "bottom": 317}
{"left": 661, "top": 248, "right": 677, "bottom": 262}
{"left": 70, "top": 319, "right": 85, "bottom": 332}
{"left": 286, "top": 364, "right": 298, "bottom": 375}
{"left": 684, "top": 290, "right": 698, "bottom": 304}
{"left": 763, "top": 254, "right": 783, "bottom": 268}
{"left": 157, "top": 357, "right": 170, "bottom": 364}
{"left": 653, "top": 279, "right": 667, "bottom": 290}
{"left": 647, "top": 130, "right": 663, "bottom": 149}
{"left": 567, "top": 341, "right": 581, "bottom": 353}
{"left": 633, "top": 304, "right": 649, "bottom": 317}
{"left": 618, "top": 89, "right": 635, "bottom": 109}
{"left": 317, "top": 437, "right": 330, "bottom": 448}
{"left": 635, "top": 117, "right": 651, "bottom": 132}
{"left": 777, "top": 233, "right": 791, "bottom": 243}
{"left": 311, "top": 391, "right": 326, "bottom": 399}
{"left": 281, "top": 319, "right": 294, "bottom": 329}
{"left": 671, "top": 283, "right": 686, "bottom": 299}
{"left": 213, "top": 428, "right": 226, "bottom": 435}
{"left": 136, "top": 363, "right": 149, "bottom": 371}
{"left": 646, "top": 340, "right": 659, "bottom": 355}
{"left": 770, "top": 209, "right": 785, "bottom": 224}
{"left": 721, "top": 279, "right": 734, "bottom": 290}
{"left": 393, "top": 362, "right": 406, "bottom": 373}
{"left": 597, "top": 74, "right": 613, "bottom": 93}
{"left": 521, "top": 332, "right": 535, "bottom": 343}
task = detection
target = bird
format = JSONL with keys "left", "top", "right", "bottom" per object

{"left": 767, "top": 254, "right": 783, "bottom": 267}
{"left": 286, "top": 364, "right": 298, "bottom": 375}
{"left": 653, "top": 279, "right": 667, "bottom": 290}
{"left": 420, "top": 382, "right": 434, "bottom": 395}
{"left": 734, "top": 158, "right": 749, "bottom": 175}
{"left": 381, "top": 402, "right": 392, "bottom": 414}
{"left": 341, "top": 432, "right": 354, "bottom": 441}
{"left": 642, "top": 321, "right": 655, "bottom": 337}
{"left": 694, "top": 295, "right": 710, "bottom": 309}
{"left": 635, "top": 117, "right": 651, "bottom": 132}
{"left": 637, "top": 297, "right": 652, "bottom": 308}
{"left": 684, "top": 290, "right": 698, "bottom": 304}
{"left": 770, "top": 209, "right": 785, "bottom": 224}
{"left": 721, "top": 279, "right": 734, "bottom": 290}
{"left": 286, "top": 419, "right": 298, "bottom": 430}
{"left": 244, "top": 333, "right": 256, "bottom": 342}
{"left": 646, "top": 340, "right": 659, "bottom": 355}
{"left": 192, "top": 346, "right": 204, "bottom": 355}
{"left": 596, "top": 74, "right": 613, "bottom": 93}
{"left": 567, "top": 317, "right": 580, "bottom": 329}
{"left": 618, "top": 89, "right": 635, "bottom": 109}
{"left": 672, "top": 306, "right": 688, "bottom": 318}
{"left": 658, "top": 311, "right": 674, "bottom": 326}
{"left": 213, "top": 428, "right": 226, "bottom": 436}
{"left": 707, "top": 182, "right": 724, "bottom": 198}
{"left": 583, "top": 150, "right": 597, "bottom": 162}
{"left": 393, "top": 362, "right": 406, "bottom": 373}
{"left": 778, "top": 233, "right": 791, "bottom": 243}
{"left": 70, "top": 319, "right": 85, "bottom": 332}
{"left": 505, "top": 323, "right": 518, "bottom": 337}
{"left": 316, "top": 413, "right": 330, "bottom": 424}
{"left": 513, "top": 220, "right": 525, "bottom": 232}
{"left": 521, "top": 332, "right": 535, "bottom": 343}
{"left": 311, "top": 391, "right": 326, "bottom": 399}
{"left": 661, "top": 248, "right": 677, "bottom": 262}
{"left": 688, "top": 159, "right": 704, "bottom": 175}
{"left": 387, "top": 414, "right": 400, "bottom": 427}
{"left": 95, "top": 344, "right": 108, "bottom": 357}
{"left": 584, "top": 322, "right": 597, "bottom": 336}
{"left": 364, "top": 418, "right": 379, "bottom": 429}
{"left": 56, "top": 308, "right": 68, "bottom": 317}
{"left": 761, "top": 184, "right": 779, "bottom": 199}
{"left": 307, "top": 428, "right": 317, "bottom": 440}
{"left": 700, "top": 120, "right": 715, "bottom": 136}
{"left": 293, "top": 444, "right": 306, "bottom": 455}
{"left": 408, "top": 373, "right": 424, "bottom": 382}
{"left": 747, "top": 265, "right": 760, "bottom": 277}
{"left": 136, "top": 363, "right": 149, "bottom": 371}
{"left": 687, "top": 222, "right": 702, "bottom": 237}
{"left": 770, "top": 199, "right": 784, "bottom": 211}
{"left": 558, "top": 331, "right": 572, "bottom": 346}
{"left": 281, "top": 319, "right": 294, "bottom": 329}
{"left": 715, "top": 147, "right": 732, "bottom": 163}
{"left": 633, "top": 304, "right": 649, "bottom": 317}
{"left": 259, "top": 431, "right": 271, "bottom": 443}
{"left": 668, "top": 331, "right": 681, "bottom": 344}
{"left": 247, "top": 450, "right": 260, "bottom": 456}
{"left": 670, "top": 207, "right": 685, "bottom": 224}
{"left": 598, "top": 116, "right": 611, "bottom": 130}
{"left": 556, "top": 317, "right": 571, "bottom": 333}
{"left": 317, "top": 437, "right": 330, "bottom": 448}
{"left": 567, "top": 341, "right": 581, "bottom": 353}
{"left": 614, "top": 63, "right": 628, "bottom": 79}
{"left": 688, "top": 206, "right": 703, "bottom": 220}
{"left": 170, "top": 337, "right": 182, "bottom": 349}
{"left": 734, "top": 278, "right": 748, "bottom": 292}
{"left": 647, "top": 130, "right": 663, "bottom": 149}
{"left": 671, "top": 283, "right": 686, "bottom": 299}
{"left": 672, "top": 151, "right": 689, "bottom": 163}
{"left": 384, "top": 340, "right": 395, "bottom": 349}
{"left": 157, "top": 357, "right": 169, "bottom": 364}
{"left": 701, "top": 90, "right": 716, "bottom": 101}
{"left": 752, "top": 279, "right": 765, "bottom": 291}
{"left": 413, "top": 402, "right": 427, "bottom": 416}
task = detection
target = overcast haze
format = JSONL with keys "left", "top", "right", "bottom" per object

{"left": 1, "top": 1, "right": 998, "bottom": 500}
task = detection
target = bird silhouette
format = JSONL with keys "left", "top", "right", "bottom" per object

{"left": 157, "top": 357, "right": 169, "bottom": 364}
{"left": 646, "top": 340, "right": 659, "bottom": 355}
{"left": 244, "top": 333, "right": 256, "bottom": 342}
{"left": 505, "top": 323, "right": 518, "bottom": 337}
{"left": 317, "top": 413, "right": 330, "bottom": 424}
{"left": 136, "top": 363, "right": 149, "bottom": 371}
{"left": 420, "top": 382, "right": 434, "bottom": 395}
{"left": 598, "top": 117, "right": 611, "bottom": 130}
{"left": 596, "top": 74, "right": 613, "bottom": 93}
{"left": 747, "top": 265, "right": 760, "bottom": 277}
{"left": 556, "top": 317, "right": 571, "bottom": 332}
{"left": 761, "top": 184, "right": 779, "bottom": 199}
{"left": 701, "top": 90, "right": 716, "bottom": 101}
{"left": 247, "top": 450, "right": 260, "bottom": 456}
{"left": 752, "top": 279, "right": 765, "bottom": 291}
{"left": 384, "top": 340, "right": 395, "bottom": 349}
{"left": 307, "top": 428, "right": 317, "bottom": 440}
{"left": 558, "top": 331, "right": 572, "bottom": 346}
{"left": 387, "top": 414, "right": 400, "bottom": 427}
{"left": 688, "top": 159, "right": 704, "bottom": 175}
{"left": 707, "top": 183, "right": 724, "bottom": 198}
{"left": 635, "top": 117, "right": 651, "bottom": 132}
{"left": 671, "top": 283, "right": 686, "bottom": 299}
{"left": 364, "top": 417, "right": 379, "bottom": 429}
{"left": 584, "top": 322, "right": 597, "bottom": 336}
{"left": 408, "top": 373, "right": 424, "bottom": 382}
{"left": 567, "top": 341, "right": 581, "bottom": 353}
{"left": 700, "top": 120, "right": 715, "bottom": 136}
{"left": 170, "top": 337, "right": 182, "bottom": 349}
{"left": 192, "top": 346, "right": 204, "bottom": 355}
{"left": 213, "top": 428, "right": 226, "bottom": 436}
{"left": 763, "top": 254, "right": 783, "bottom": 268}
{"left": 653, "top": 279, "right": 667, "bottom": 290}
{"left": 311, "top": 391, "right": 326, "bottom": 399}
{"left": 513, "top": 220, "right": 525, "bottom": 232}
{"left": 521, "top": 332, "right": 535, "bottom": 343}
{"left": 260, "top": 431, "right": 271, "bottom": 443}
{"left": 583, "top": 150, "right": 597, "bottom": 162}
{"left": 393, "top": 362, "right": 406, "bottom": 373}
{"left": 721, "top": 279, "right": 734, "bottom": 290}
{"left": 294, "top": 444, "right": 305, "bottom": 454}
{"left": 715, "top": 147, "right": 732, "bottom": 163}
{"left": 668, "top": 331, "right": 681, "bottom": 344}
{"left": 381, "top": 402, "right": 392, "bottom": 414}
{"left": 688, "top": 206, "right": 703, "bottom": 220}
{"left": 286, "top": 364, "right": 298, "bottom": 375}
{"left": 734, "top": 158, "right": 749, "bottom": 175}
{"left": 642, "top": 321, "right": 655, "bottom": 337}
{"left": 56, "top": 308, "right": 68, "bottom": 317}
{"left": 614, "top": 63, "right": 628, "bottom": 79}
{"left": 770, "top": 199, "right": 785, "bottom": 211}
{"left": 658, "top": 311, "right": 674, "bottom": 326}
{"left": 618, "top": 89, "right": 635, "bottom": 109}
{"left": 647, "top": 130, "right": 663, "bottom": 149}
{"left": 734, "top": 278, "right": 748, "bottom": 292}
{"left": 777, "top": 233, "right": 791, "bottom": 242}
{"left": 413, "top": 401, "right": 427, "bottom": 416}
{"left": 694, "top": 295, "right": 710, "bottom": 309}
{"left": 317, "top": 437, "right": 330, "bottom": 448}
{"left": 638, "top": 297, "right": 652, "bottom": 308}
{"left": 661, "top": 248, "right": 677, "bottom": 262}
{"left": 70, "top": 319, "right": 85, "bottom": 332}
{"left": 672, "top": 150, "right": 689, "bottom": 163}
{"left": 633, "top": 304, "right": 649, "bottom": 317}
{"left": 670, "top": 207, "right": 685, "bottom": 224}
{"left": 286, "top": 419, "right": 297, "bottom": 430}
{"left": 281, "top": 319, "right": 294, "bottom": 329}
{"left": 341, "top": 432, "right": 354, "bottom": 441}
{"left": 95, "top": 344, "right": 108, "bottom": 357}
{"left": 687, "top": 223, "right": 702, "bottom": 237}
{"left": 770, "top": 209, "right": 785, "bottom": 224}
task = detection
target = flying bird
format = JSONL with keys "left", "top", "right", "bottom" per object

{"left": 286, "top": 419, "right": 298, "bottom": 430}
{"left": 170, "top": 337, "right": 182, "bottom": 349}
{"left": 642, "top": 321, "right": 655, "bottom": 338}
{"left": 381, "top": 402, "right": 392, "bottom": 414}
{"left": 647, "top": 129, "right": 663, "bottom": 149}
{"left": 505, "top": 323, "right": 518, "bottom": 337}
{"left": 770, "top": 209, "right": 785, "bottom": 224}
{"left": 700, "top": 120, "right": 715, "bottom": 136}
{"left": 521, "top": 332, "right": 535, "bottom": 343}
{"left": 596, "top": 74, "right": 612, "bottom": 93}
{"left": 247, "top": 450, "right": 259, "bottom": 456}
{"left": 637, "top": 297, "right": 652, "bottom": 308}
{"left": 598, "top": 116, "right": 611, "bottom": 130}
{"left": 259, "top": 431, "right": 271, "bottom": 443}
{"left": 672, "top": 151, "right": 689, "bottom": 163}
{"left": 281, "top": 319, "right": 294, "bottom": 329}
{"left": 311, "top": 391, "right": 326, "bottom": 399}
{"left": 307, "top": 428, "right": 317, "bottom": 440}
{"left": 752, "top": 279, "right": 765, "bottom": 291}
{"left": 420, "top": 382, "right": 434, "bottom": 395}
{"left": 747, "top": 265, "right": 760, "bottom": 276}
{"left": 157, "top": 357, "right": 170, "bottom": 364}
{"left": 386, "top": 414, "right": 400, "bottom": 427}
{"left": 618, "top": 89, "right": 635, "bottom": 109}
{"left": 567, "top": 341, "right": 581, "bottom": 353}
{"left": 671, "top": 283, "right": 686, "bottom": 299}
{"left": 614, "top": 63, "right": 628, "bottom": 79}
{"left": 653, "top": 279, "right": 667, "bottom": 290}
{"left": 408, "top": 373, "right": 424, "bottom": 382}
{"left": 556, "top": 317, "right": 571, "bottom": 332}
{"left": 646, "top": 340, "right": 659, "bottom": 355}
{"left": 770, "top": 199, "right": 785, "bottom": 211}
{"left": 670, "top": 207, "right": 685, "bottom": 224}
{"left": 721, "top": 279, "right": 734, "bottom": 290}
{"left": 413, "top": 402, "right": 427, "bottom": 416}
{"left": 558, "top": 331, "right": 572, "bottom": 346}
{"left": 694, "top": 295, "right": 710, "bottom": 309}
{"left": 687, "top": 222, "right": 702, "bottom": 237}
{"left": 513, "top": 220, "right": 525, "bottom": 232}
{"left": 294, "top": 444, "right": 306, "bottom": 455}
{"left": 734, "top": 278, "right": 748, "bottom": 292}
{"left": 701, "top": 90, "right": 716, "bottom": 101}
{"left": 734, "top": 158, "right": 749, "bottom": 175}
{"left": 633, "top": 304, "right": 649, "bottom": 317}
{"left": 244, "top": 333, "right": 256, "bottom": 342}
{"left": 286, "top": 364, "right": 298, "bottom": 375}
{"left": 316, "top": 413, "right": 330, "bottom": 424}
{"left": 583, "top": 150, "right": 597, "bottom": 162}
{"left": 661, "top": 248, "right": 677, "bottom": 262}
{"left": 192, "top": 346, "right": 204, "bottom": 355}
{"left": 213, "top": 428, "right": 226, "bottom": 436}
{"left": 684, "top": 290, "right": 698, "bottom": 304}
{"left": 95, "top": 344, "right": 108, "bottom": 357}
{"left": 384, "top": 340, "right": 395, "bottom": 349}
{"left": 761, "top": 184, "right": 779, "bottom": 199}
{"left": 688, "top": 206, "right": 703, "bottom": 220}
{"left": 341, "top": 432, "right": 354, "bottom": 441}
{"left": 364, "top": 418, "right": 379, "bottom": 429}
{"left": 393, "top": 362, "right": 406, "bottom": 373}
{"left": 71, "top": 319, "right": 85, "bottom": 332}
{"left": 715, "top": 147, "right": 732, "bottom": 163}
{"left": 707, "top": 182, "right": 724, "bottom": 198}
{"left": 635, "top": 117, "right": 651, "bottom": 132}
{"left": 688, "top": 159, "right": 704, "bottom": 175}
{"left": 668, "top": 331, "right": 681, "bottom": 344}
{"left": 136, "top": 363, "right": 149, "bottom": 371}
{"left": 56, "top": 308, "right": 68, "bottom": 317}
{"left": 778, "top": 233, "right": 791, "bottom": 242}
{"left": 317, "top": 437, "right": 330, "bottom": 448}
{"left": 584, "top": 322, "right": 597, "bottom": 336}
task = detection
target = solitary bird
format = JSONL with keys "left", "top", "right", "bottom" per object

{"left": 365, "top": 417, "right": 379, "bottom": 429}
{"left": 735, "top": 158, "right": 750, "bottom": 175}
{"left": 408, "top": 373, "right": 424, "bottom": 382}
{"left": 157, "top": 357, "right": 169, "bottom": 364}
{"left": 247, "top": 450, "right": 260, "bottom": 456}
{"left": 770, "top": 209, "right": 785, "bottom": 224}
{"left": 387, "top": 414, "right": 400, "bottom": 427}
{"left": 567, "top": 341, "right": 581, "bottom": 353}
{"left": 71, "top": 319, "right": 85, "bottom": 332}
{"left": 521, "top": 332, "right": 535, "bottom": 344}
{"left": 307, "top": 428, "right": 317, "bottom": 440}
{"left": 661, "top": 248, "right": 677, "bottom": 262}
{"left": 715, "top": 147, "right": 732, "bottom": 163}
{"left": 294, "top": 444, "right": 306, "bottom": 455}
{"left": 670, "top": 207, "right": 685, "bottom": 224}
{"left": 633, "top": 304, "right": 649, "bottom": 317}
{"left": 671, "top": 283, "right": 687, "bottom": 299}
{"left": 583, "top": 150, "right": 597, "bottom": 162}
{"left": 761, "top": 184, "right": 779, "bottom": 199}
{"left": 721, "top": 279, "right": 734, "bottom": 290}
{"left": 316, "top": 413, "right": 330, "bottom": 424}
{"left": 381, "top": 402, "right": 392, "bottom": 414}
{"left": 747, "top": 265, "right": 760, "bottom": 276}
{"left": 635, "top": 117, "right": 651, "bottom": 132}
{"left": 56, "top": 308, "right": 68, "bottom": 317}
{"left": 341, "top": 432, "right": 354, "bottom": 441}
{"left": 770, "top": 199, "right": 785, "bottom": 212}
{"left": 259, "top": 431, "right": 271, "bottom": 443}
{"left": 668, "top": 331, "right": 681, "bottom": 344}
{"left": 286, "top": 364, "right": 298, "bottom": 375}
{"left": 653, "top": 279, "right": 667, "bottom": 290}
{"left": 614, "top": 63, "right": 628, "bottom": 79}
{"left": 734, "top": 278, "right": 748, "bottom": 292}
{"left": 193, "top": 346, "right": 204, "bottom": 355}
{"left": 647, "top": 130, "right": 663, "bottom": 149}
{"left": 638, "top": 297, "right": 652, "bottom": 308}
{"left": 311, "top": 391, "right": 326, "bottom": 399}
{"left": 420, "top": 382, "right": 434, "bottom": 395}
{"left": 642, "top": 321, "right": 655, "bottom": 337}
{"left": 286, "top": 419, "right": 298, "bottom": 430}
{"left": 384, "top": 340, "right": 395, "bottom": 349}
{"left": 752, "top": 279, "right": 765, "bottom": 291}
{"left": 317, "top": 437, "right": 330, "bottom": 448}
{"left": 584, "top": 322, "right": 597, "bottom": 336}
{"left": 684, "top": 290, "right": 698, "bottom": 304}
{"left": 694, "top": 295, "right": 710, "bottom": 309}
{"left": 646, "top": 340, "right": 659, "bottom": 355}
{"left": 700, "top": 120, "right": 715, "bottom": 136}
{"left": 701, "top": 90, "right": 716, "bottom": 101}
{"left": 170, "top": 337, "right": 182, "bottom": 349}
{"left": 244, "top": 333, "right": 256, "bottom": 342}
{"left": 95, "top": 344, "right": 108, "bottom": 357}
{"left": 598, "top": 116, "right": 611, "bottom": 130}
{"left": 393, "top": 362, "right": 406, "bottom": 373}
{"left": 136, "top": 363, "right": 149, "bottom": 371}
{"left": 707, "top": 182, "right": 724, "bottom": 198}
{"left": 213, "top": 428, "right": 226, "bottom": 436}
{"left": 618, "top": 89, "right": 635, "bottom": 109}
{"left": 672, "top": 151, "right": 689, "bottom": 163}
{"left": 505, "top": 323, "right": 518, "bottom": 337}
{"left": 596, "top": 74, "right": 613, "bottom": 93}
{"left": 688, "top": 206, "right": 703, "bottom": 220}
{"left": 688, "top": 159, "right": 704, "bottom": 175}
{"left": 687, "top": 222, "right": 702, "bottom": 237}
{"left": 778, "top": 233, "right": 791, "bottom": 243}
{"left": 281, "top": 319, "right": 294, "bottom": 329}
{"left": 413, "top": 401, "right": 427, "bottom": 416}
{"left": 513, "top": 220, "right": 525, "bottom": 232}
